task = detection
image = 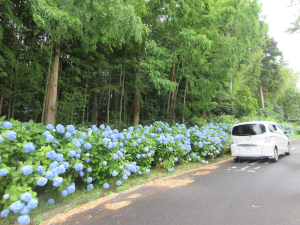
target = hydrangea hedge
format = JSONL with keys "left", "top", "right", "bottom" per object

{"left": 0, "top": 116, "right": 232, "bottom": 224}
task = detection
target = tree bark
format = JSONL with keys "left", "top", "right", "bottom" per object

{"left": 183, "top": 82, "right": 188, "bottom": 124}
{"left": 107, "top": 71, "right": 111, "bottom": 124}
{"left": 92, "top": 87, "right": 98, "bottom": 126}
{"left": 259, "top": 77, "right": 265, "bottom": 108}
{"left": 134, "top": 98, "right": 140, "bottom": 126}
{"left": 45, "top": 36, "right": 61, "bottom": 125}
{"left": 0, "top": 96, "right": 3, "bottom": 116}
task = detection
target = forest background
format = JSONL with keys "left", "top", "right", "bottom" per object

{"left": 1, "top": 0, "right": 300, "bottom": 129}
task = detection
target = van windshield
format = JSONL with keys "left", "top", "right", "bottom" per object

{"left": 232, "top": 124, "right": 266, "bottom": 136}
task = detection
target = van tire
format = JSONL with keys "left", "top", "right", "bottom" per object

{"left": 285, "top": 143, "right": 291, "bottom": 155}
{"left": 271, "top": 147, "right": 278, "bottom": 162}
{"left": 234, "top": 158, "right": 240, "bottom": 163}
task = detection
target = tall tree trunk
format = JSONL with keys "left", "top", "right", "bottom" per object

{"left": 134, "top": 98, "right": 140, "bottom": 126}
{"left": 0, "top": 96, "right": 3, "bottom": 116}
{"left": 82, "top": 78, "right": 88, "bottom": 123}
{"left": 107, "top": 71, "right": 111, "bottom": 124}
{"left": 92, "top": 87, "right": 98, "bottom": 126}
{"left": 45, "top": 36, "right": 61, "bottom": 125}
{"left": 42, "top": 43, "right": 53, "bottom": 123}
{"left": 183, "top": 82, "right": 188, "bottom": 124}
{"left": 259, "top": 78, "right": 265, "bottom": 108}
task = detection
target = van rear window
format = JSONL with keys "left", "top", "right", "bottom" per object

{"left": 232, "top": 124, "right": 266, "bottom": 136}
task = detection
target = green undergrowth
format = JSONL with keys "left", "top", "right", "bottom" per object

{"left": 0, "top": 153, "right": 232, "bottom": 225}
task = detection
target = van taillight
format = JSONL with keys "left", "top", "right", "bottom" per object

{"left": 265, "top": 137, "right": 271, "bottom": 143}
{"left": 231, "top": 141, "right": 234, "bottom": 144}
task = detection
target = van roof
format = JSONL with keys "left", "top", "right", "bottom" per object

{"left": 233, "top": 121, "right": 277, "bottom": 127}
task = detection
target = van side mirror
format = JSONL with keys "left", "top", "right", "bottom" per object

{"left": 284, "top": 131, "right": 288, "bottom": 135}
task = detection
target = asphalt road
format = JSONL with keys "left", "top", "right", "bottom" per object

{"left": 51, "top": 139, "right": 300, "bottom": 225}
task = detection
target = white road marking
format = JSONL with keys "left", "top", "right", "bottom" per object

{"left": 252, "top": 205, "right": 260, "bottom": 208}
{"left": 247, "top": 170, "right": 256, "bottom": 172}
{"left": 255, "top": 166, "right": 261, "bottom": 170}
{"left": 232, "top": 167, "right": 237, "bottom": 168}
{"left": 291, "top": 148, "right": 296, "bottom": 149}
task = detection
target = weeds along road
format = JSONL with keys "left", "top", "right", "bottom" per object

{"left": 44, "top": 139, "right": 300, "bottom": 225}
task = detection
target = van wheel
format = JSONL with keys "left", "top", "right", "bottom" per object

{"left": 285, "top": 143, "right": 291, "bottom": 155}
{"left": 271, "top": 148, "right": 278, "bottom": 162}
{"left": 234, "top": 158, "right": 240, "bottom": 163}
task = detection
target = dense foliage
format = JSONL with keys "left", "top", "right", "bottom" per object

{"left": 1, "top": 0, "right": 299, "bottom": 128}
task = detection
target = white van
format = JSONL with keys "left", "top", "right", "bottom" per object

{"left": 231, "top": 121, "right": 290, "bottom": 162}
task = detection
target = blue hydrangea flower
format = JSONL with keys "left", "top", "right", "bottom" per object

{"left": 67, "top": 185, "right": 76, "bottom": 194}
{"left": 52, "top": 168, "right": 58, "bottom": 177}
{"left": 112, "top": 171, "right": 118, "bottom": 177}
{"left": 17, "top": 215, "right": 30, "bottom": 224}
{"left": 65, "top": 132, "right": 71, "bottom": 138}
{"left": 74, "top": 163, "right": 83, "bottom": 171}
{"left": 55, "top": 154, "right": 64, "bottom": 162}
{"left": 0, "top": 168, "right": 8, "bottom": 176}
{"left": 169, "top": 147, "right": 173, "bottom": 152}
{"left": 66, "top": 125, "right": 75, "bottom": 132}
{"left": 56, "top": 124, "right": 65, "bottom": 134}
{"left": 78, "top": 138, "right": 84, "bottom": 145}
{"left": 46, "top": 134, "right": 54, "bottom": 142}
{"left": 87, "top": 184, "right": 94, "bottom": 190}
{"left": 75, "top": 153, "right": 80, "bottom": 159}
{"left": 45, "top": 171, "right": 53, "bottom": 179}
{"left": 158, "top": 128, "right": 161, "bottom": 132}
{"left": 87, "top": 167, "right": 92, "bottom": 172}
{"left": 46, "top": 150, "right": 56, "bottom": 160}
{"left": 138, "top": 171, "right": 142, "bottom": 175}
{"left": 49, "top": 161, "right": 58, "bottom": 170}
{"left": 20, "top": 206, "right": 31, "bottom": 215}
{"left": 145, "top": 169, "right": 150, "bottom": 174}
{"left": 46, "top": 124, "right": 54, "bottom": 130}
{"left": 62, "top": 162, "right": 70, "bottom": 169}
{"left": 20, "top": 192, "right": 32, "bottom": 202}
{"left": 84, "top": 143, "right": 92, "bottom": 150}
{"left": 147, "top": 153, "right": 151, "bottom": 157}
{"left": 142, "top": 154, "right": 145, "bottom": 158}
{"left": 72, "top": 139, "right": 81, "bottom": 148}
{"left": 10, "top": 200, "right": 25, "bottom": 213}
{"left": 47, "top": 199, "right": 55, "bottom": 205}
{"left": 80, "top": 171, "right": 84, "bottom": 177}
{"left": 37, "top": 177, "right": 48, "bottom": 186}
{"left": 20, "top": 166, "right": 33, "bottom": 176}
{"left": 0, "top": 135, "right": 2, "bottom": 143}
{"left": 103, "top": 183, "right": 109, "bottom": 189}
{"left": 62, "top": 190, "right": 68, "bottom": 197}
{"left": 58, "top": 165, "right": 66, "bottom": 174}
{"left": 23, "top": 143, "right": 35, "bottom": 153}
{"left": 87, "top": 177, "right": 92, "bottom": 183}
{"left": 122, "top": 174, "right": 128, "bottom": 180}
{"left": 136, "top": 154, "right": 140, "bottom": 159}
{"left": 27, "top": 199, "right": 38, "bottom": 209}
{"left": 132, "top": 141, "right": 137, "bottom": 147}
{"left": 53, "top": 177, "right": 63, "bottom": 187}
{"left": 6, "top": 131, "right": 17, "bottom": 140}
{"left": 85, "top": 158, "right": 90, "bottom": 163}
{"left": 116, "top": 180, "right": 122, "bottom": 186}
{"left": 174, "top": 157, "right": 178, "bottom": 162}
{"left": 113, "top": 154, "right": 118, "bottom": 160}
{"left": 3, "top": 121, "right": 12, "bottom": 128}
{"left": 1, "top": 209, "right": 9, "bottom": 217}
{"left": 37, "top": 166, "right": 44, "bottom": 175}
{"left": 69, "top": 150, "right": 76, "bottom": 157}
{"left": 103, "top": 161, "right": 107, "bottom": 166}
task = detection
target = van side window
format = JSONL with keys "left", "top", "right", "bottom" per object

{"left": 269, "top": 124, "right": 275, "bottom": 133}
{"left": 272, "top": 125, "right": 278, "bottom": 133}
{"left": 276, "top": 126, "right": 283, "bottom": 134}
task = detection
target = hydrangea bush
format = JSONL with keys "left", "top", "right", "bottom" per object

{"left": 0, "top": 117, "right": 232, "bottom": 224}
